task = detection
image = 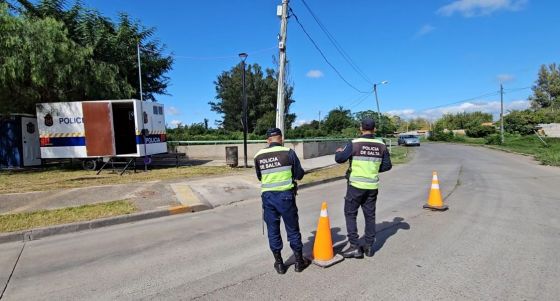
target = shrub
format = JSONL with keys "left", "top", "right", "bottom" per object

{"left": 466, "top": 125, "right": 496, "bottom": 138}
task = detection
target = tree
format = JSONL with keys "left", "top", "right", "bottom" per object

{"left": 0, "top": 1, "right": 173, "bottom": 114}
{"left": 504, "top": 109, "right": 560, "bottom": 135}
{"left": 210, "top": 63, "right": 296, "bottom": 132}
{"left": 323, "top": 106, "right": 354, "bottom": 134}
{"left": 354, "top": 110, "right": 397, "bottom": 136}
{"left": 438, "top": 112, "right": 492, "bottom": 130}
{"left": 530, "top": 63, "right": 560, "bottom": 110}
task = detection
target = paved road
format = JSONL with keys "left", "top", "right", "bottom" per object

{"left": 1, "top": 143, "right": 559, "bottom": 300}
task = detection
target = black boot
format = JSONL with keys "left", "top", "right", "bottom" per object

{"left": 364, "top": 245, "right": 375, "bottom": 257}
{"left": 273, "top": 252, "right": 287, "bottom": 274}
{"left": 342, "top": 244, "right": 364, "bottom": 259}
{"left": 294, "top": 251, "right": 311, "bottom": 272}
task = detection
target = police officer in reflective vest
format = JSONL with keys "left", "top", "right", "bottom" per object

{"left": 335, "top": 118, "right": 392, "bottom": 258}
{"left": 254, "top": 128, "right": 311, "bottom": 274}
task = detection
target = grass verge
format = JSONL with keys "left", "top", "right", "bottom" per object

{"left": 0, "top": 166, "right": 236, "bottom": 194}
{"left": 300, "top": 146, "right": 412, "bottom": 185}
{"left": 487, "top": 136, "right": 560, "bottom": 166}
{"left": 0, "top": 200, "right": 137, "bottom": 233}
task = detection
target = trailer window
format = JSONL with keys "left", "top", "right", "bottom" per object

{"left": 153, "top": 106, "right": 158, "bottom": 115}
{"left": 158, "top": 106, "right": 163, "bottom": 115}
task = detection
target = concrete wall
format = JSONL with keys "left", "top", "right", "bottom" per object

{"left": 173, "top": 140, "right": 346, "bottom": 162}
{"left": 539, "top": 123, "right": 560, "bottom": 138}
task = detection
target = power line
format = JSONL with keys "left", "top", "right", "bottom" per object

{"left": 418, "top": 90, "right": 500, "bottom": 112}
{"left": 299, "top": 0, "right": 372, "bottom": 85}
{"left": 350, "top": 92, "right": 374, "bottom": 109}
{"left": 503, "top": 86, "right": 532, "bottom": 93}
{"left": 289, "top": 6, "right": 369, "bottom": 94}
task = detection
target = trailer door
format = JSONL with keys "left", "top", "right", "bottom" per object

{"left": 21, "top": 117, "right": 41, "bottom": 166}
{"left": 83, "top": 102, "right": 115, "bottom": 156}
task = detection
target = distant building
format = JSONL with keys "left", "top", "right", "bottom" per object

{"left": 537, "top": 123, "right": 560, "bottom": 138}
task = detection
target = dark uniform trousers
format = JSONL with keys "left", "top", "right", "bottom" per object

{"left": 344, "top": 185, "right": 378, "bottom": 246}
{"left": 262, "top": 190, "right": 303, "bottom": 253}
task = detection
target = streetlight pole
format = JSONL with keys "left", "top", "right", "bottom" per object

{"left": 500, "top": 84, "right": 504, "bottom": 144}
{"left": 373, "top": 80, "right": 389, "bottom": 135}
{"left": 239, "top": 53, "right": 249, "bottom": 168}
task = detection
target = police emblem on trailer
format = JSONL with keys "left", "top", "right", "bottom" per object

{"left": 26, "top": 122, "right": 35, "bottom": 134}
{"left": 44, "top": 114, "right": 53, "bottom": 126}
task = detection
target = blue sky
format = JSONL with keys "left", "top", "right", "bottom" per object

{"left": 84, "top": 0, "right": 560, "bottom": 127}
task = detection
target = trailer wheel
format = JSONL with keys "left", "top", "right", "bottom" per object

{"left": 82, "top": 159, "right": 97, "bottom": 171}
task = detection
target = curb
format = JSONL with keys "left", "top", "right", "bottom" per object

{"left": 0, "top": 204, "right": 210, "bottom": 244}
{"left": 0, "top": 174, "right": 345, "bottom": 244}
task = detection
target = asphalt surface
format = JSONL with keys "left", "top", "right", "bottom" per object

{"left": 1, "top": 143, "right": 559, "bottom": 300}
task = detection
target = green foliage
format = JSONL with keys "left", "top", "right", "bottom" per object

{"left": 428, "top": 121, "right": 465, "bottom": 142}
{"left": 354, "top": 110, "right": 397, "bottom": 136}
{"left": 286, "top": 120, "right": 327, "bottom": 139}
{"left": 484, "top": 133, "right": 503, "bottom": 145}
{"left": 504, "top": 109, "right": 560, "bottom": 135}
{"left": 210, "top": 63, "right": 295, "bottom": 132}
{"left": 323, "top": 106, "right": 355, "bottom": 133}
{"left": 530, "top": 63, "right": 560, "bottom": 110}
{"left": 0, "top": 1, "right": 172, "bottom": 114}
{"left": 465, "top": 124, "right": 496, "bottom": 138}
{"left": 438, "top": 111, "right": 493, "bottom": 130}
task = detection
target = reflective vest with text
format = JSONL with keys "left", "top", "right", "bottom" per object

{"left": 254, "top": 146, "right": 294, "bottom": 192}
{"left": 349, "top": 138, "right": 386, "bottom": 190}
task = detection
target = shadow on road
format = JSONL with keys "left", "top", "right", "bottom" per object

{"left": 373, "top": 217, "right": 411, "bottom": 252}
{"left": 284, "top": 217, "right": 410, "bottom": 265}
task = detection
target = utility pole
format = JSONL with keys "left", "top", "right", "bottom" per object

{"left": 138, "top": 42, "right": 148, "bottom": 171}
{"left": 276, "top": 0, "right": 289, "bottom": 136}
{"left": 239, "top": 53, "right": 249, "bottom": 168}
{"left": 374, "top": 84, "right": 381, "bottom": 130}
{"left": 137, "top": 43, "right": 143, "bottom": 102}
{"left": 500, "top": 84, "right": 504, "bottom": 144}
{"left": 318, "top": 111, "right": 321, "bottom": 130}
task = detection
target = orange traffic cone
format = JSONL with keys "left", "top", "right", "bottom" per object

{"left": 312, "top": 202, "right": 344, "bottom": 268}
{"left": 423, "top": 171, "right": 448, "bottom": 211}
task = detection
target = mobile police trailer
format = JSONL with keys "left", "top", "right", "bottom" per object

{"left": 36, "top": 100, "right": 167, "bottom": 167}
{"left": 0, "top": 114, "right": 42, "bottom": 168}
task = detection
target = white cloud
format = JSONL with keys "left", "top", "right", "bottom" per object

{"left": 437, "top": 0, "right": 527, "bottom": 17}
{"left": 169, "top": 120, "right": 182, "bottom": 128}
{"left": 415, "top": 24, "right": 436, "bottom": 37}
{"left": 387, "top": 100, "right": 530, "bottom": 121}
{"left": 497, "top": 73, "right": 515, "bottom": 83}
{"left": 294, "top": 119, "right": 309, "bottom": 127}
{"left": 306, "top": 70, "right": 324, "bottom": 78}
{"left": 166, "top": 106, "right": 180, "bottom": 116}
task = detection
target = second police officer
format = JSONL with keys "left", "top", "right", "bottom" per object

{"left": 335, "top": 118, "right": 392, "bottom": 258}
{"left": 254, "top": 128, "right": 311, "bottom": 274}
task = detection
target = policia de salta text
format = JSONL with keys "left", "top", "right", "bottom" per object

{"left": 335, "top": 118, "right": 392, "bottom": 258}
{"left": 254, "top": 128, "right": 311, "bottom": 274}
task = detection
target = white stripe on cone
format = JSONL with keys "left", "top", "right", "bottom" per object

{"left": 431, "top": 184, "right": 440, "bottom": 189}
{"left": 320, "top": 209, "right": 328, "bottom": 217}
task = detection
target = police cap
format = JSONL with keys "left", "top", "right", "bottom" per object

{"left": 361, "top": 118, "right": 375, "bottom": 130}
{"left": 266, "top": 127, "right": 283, "bottom": 138}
